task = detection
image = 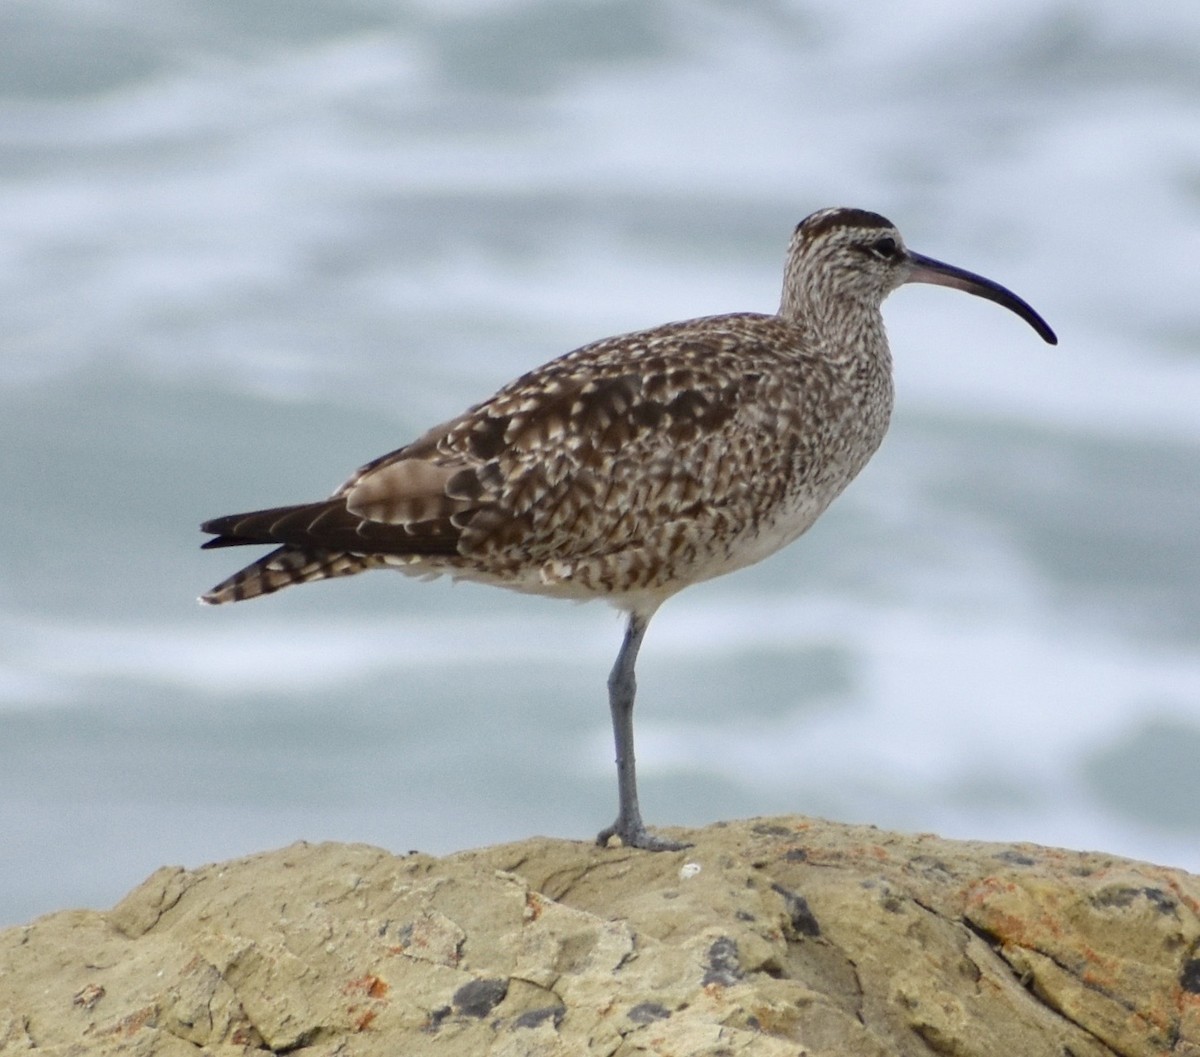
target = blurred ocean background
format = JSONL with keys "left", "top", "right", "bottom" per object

{"left": 2, "top": 0, "right": 1199, "bottom": 926}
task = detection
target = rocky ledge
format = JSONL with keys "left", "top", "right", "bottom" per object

{"left": 1, "top": 816, "right": 1197, "bottom": 1056}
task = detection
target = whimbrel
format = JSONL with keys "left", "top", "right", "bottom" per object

{"left": 200, "top": 207, "right": 1057, "bottom": 851}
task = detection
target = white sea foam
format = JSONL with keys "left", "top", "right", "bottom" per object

{"left": 0, "top": 611, "right": 618, "bottom": 702}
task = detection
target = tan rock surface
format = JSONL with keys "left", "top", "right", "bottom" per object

{"left": 2, "top": 816, "right": 1198, "bottom": 1055}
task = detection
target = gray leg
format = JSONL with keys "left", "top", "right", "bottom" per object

{"left": 595, "top": 611, "right": 690, "bottom": 851}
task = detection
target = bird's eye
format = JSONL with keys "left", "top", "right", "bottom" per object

{"left": 870, "top": 236, "right": 898, "bottom": 259}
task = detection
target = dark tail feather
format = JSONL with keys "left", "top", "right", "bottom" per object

{"left": 200, "top": 503, "right": 329, "bottom": 548}
{"left": 199, "top": 547, "right": 378, "bottom": 605}
{"left": 201, "top": 534, "right": 258, "bottom": 550}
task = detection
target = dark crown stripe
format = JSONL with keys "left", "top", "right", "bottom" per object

{"left": 799, "top": 208, "right": 893, "bottom": 240}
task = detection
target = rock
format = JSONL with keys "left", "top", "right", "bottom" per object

{"left": 1, "top": 816, "right": 1198, "bottom": 1055}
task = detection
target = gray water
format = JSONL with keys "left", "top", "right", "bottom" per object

{"left": 2, "top": 0, "right": 1200, "bottom": 926}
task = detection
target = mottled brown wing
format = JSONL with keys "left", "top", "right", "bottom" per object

{"left": 201, "top": 313, "right": 817, "bottom": 569}
{"left": 380, "top": 314, "right": 815, "bottom": 568}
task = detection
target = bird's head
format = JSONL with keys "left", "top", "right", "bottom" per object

{"left": 782, "top": 206, "right": 1057, "bottom": 345}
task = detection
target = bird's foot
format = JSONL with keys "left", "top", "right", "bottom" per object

{"left": 595, "top": 819, "right": 691, "bottom": 852}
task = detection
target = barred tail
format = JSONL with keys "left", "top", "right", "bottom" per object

{"left": 199, "top": 547, "right": 378, "bottom": 605}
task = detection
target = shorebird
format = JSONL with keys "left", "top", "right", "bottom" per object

{"left": 201, "top": 206, "right": 1056, "bottom": 851}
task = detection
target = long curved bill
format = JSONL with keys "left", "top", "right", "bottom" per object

{"left": 906, "top": 251, "right": 1058, "bottom": 345}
